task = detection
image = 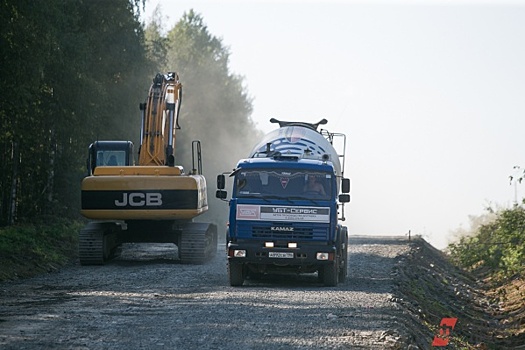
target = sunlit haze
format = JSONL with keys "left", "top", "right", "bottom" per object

{"left": 143, "top": 0, "right": 525, "bottom": 249}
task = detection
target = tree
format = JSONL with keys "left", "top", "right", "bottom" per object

{"left": 448, "top": 206, "right": 525, "bottom": 278}
{"left": 165, "top": 10, "right": 261, "bottom": 166}
{"left": 0, "top": 0, "right": 151, "bottom": 224}
{"left": 144, "top": 5, "right": 169, "bottom": 72}
{"left": 145, "top": 10, "right": 263, "bottom": 227}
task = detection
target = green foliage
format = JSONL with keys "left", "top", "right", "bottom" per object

{"left": 0, "top": 0, "right": 151, "bottom": 225}
{"left": 0, "top": 219, "right": 82, "bottom": 281}
{"left": 144, "top": 6, "right": 169, "bottom": 70}
{"left": 448, "top": 206, "right": 525, "bottom": 278}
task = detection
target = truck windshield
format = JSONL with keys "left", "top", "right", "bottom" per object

{"left": 235, "top": 169, "right": 332, "bottom": 200}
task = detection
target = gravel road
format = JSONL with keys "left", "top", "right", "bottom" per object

{"left": 0, "top": 235, "right": 416, "bottom": 349}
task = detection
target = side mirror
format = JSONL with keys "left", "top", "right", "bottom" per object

{"left": 217, "top": 174, "right": 225, "bottom": 190}
{"left": 341, "top": 178, "right": 350, "bottom": 193}
{"left": 339, "top": 194, "right": 350, "bottom": 203}
{"left": 216, "top": 190, "right": 227, "bottom": 199}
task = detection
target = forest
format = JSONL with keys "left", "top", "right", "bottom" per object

{"left": 0, "top": 0, "right": 261, "bottom": 228}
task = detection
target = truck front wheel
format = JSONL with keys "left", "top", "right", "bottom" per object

{"left": 228, "top": 262, "right": 245, "bottom": 286}
{"left": 339, "top": 243, "right": 348, "bottom": 283}
{"left": 322, "top": 261, "right": 339, "bottom": 287}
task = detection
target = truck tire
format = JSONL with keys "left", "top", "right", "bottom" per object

{"left": 339, "top": 243, "right": 348, "bottom": 283}
{"left": 229, "top": 262, "right": 245, "bottom": 287}
{"left": 323, "top": 261, "right": 339, "bottom": 287}
{"left": 338, "top": 226, "right": 349, "bottom": 283}
{"left": 339, "top": 234, "right": 348, "bottom": 283}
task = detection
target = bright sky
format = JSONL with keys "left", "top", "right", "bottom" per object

{"left": 143, "top": 0, "right": 525, "bottom": 249}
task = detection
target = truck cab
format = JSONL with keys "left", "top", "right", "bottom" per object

{"left": 217, "top": 119, "right": 350, "bottom": 286}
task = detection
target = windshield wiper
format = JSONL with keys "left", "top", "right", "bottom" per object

{"left": 287, "top": 196, "right": 322, "bottom": 205}
{"left": 240, "top": 193, "right": 271, "bottom": 202}
{"left": 259, "top": 195, "right": 294, "bottom": 204}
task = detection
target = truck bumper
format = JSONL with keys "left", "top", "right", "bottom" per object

{"left": 227, "top": 241, "right": 337, "bottom": 267}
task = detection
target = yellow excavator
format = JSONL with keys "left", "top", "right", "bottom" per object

{"left": 79, "top": 72, "right": 217, "bottom": 265}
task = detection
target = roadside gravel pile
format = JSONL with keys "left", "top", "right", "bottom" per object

{"left": 392, "top": 237, "right": 525, "bottom": 349}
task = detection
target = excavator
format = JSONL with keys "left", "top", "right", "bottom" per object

{"left": 79, "top": 72, "right": 217, "bottom": 265}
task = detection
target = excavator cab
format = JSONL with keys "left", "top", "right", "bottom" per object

{"left": 87, "top": 140, "right": 134, "bottom": 175}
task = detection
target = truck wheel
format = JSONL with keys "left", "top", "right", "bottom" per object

{"left": 339, "top": 244, "right": 348, "bottom": 283}
{"left": 339, "top": 248, "right": 348, "bottom": 283}
{"left": 229, "top": 262, "right": 245, "bottom": 287}
{"left": 247, "top": 270, "right": 263, "bottom": 280}
{"left": 317, "top": 268, "right": 324, "bottom": 282}
{"left": 337, "top": 227, "right": 349, "bottom": 283}
{"left": 323, "top": 261, "right": 339, "bottom": 287}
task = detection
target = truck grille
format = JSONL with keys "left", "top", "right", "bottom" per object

{"left": 252, "top": 226, "right": 313, "bottom": 239}
{"left": 236, "top": 222, "right": 329, "bottom": 240}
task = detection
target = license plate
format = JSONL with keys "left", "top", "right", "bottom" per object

{"left": 268, "top": 252, "right": 294, "bottom": 259}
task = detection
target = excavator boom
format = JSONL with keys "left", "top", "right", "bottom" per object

{"left": 139, "top": 72, "right": 182, "bottom": 166}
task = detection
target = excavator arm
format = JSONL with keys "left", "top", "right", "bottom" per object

{"left": 138, "top": 72, "right": 182, "bottom": 166}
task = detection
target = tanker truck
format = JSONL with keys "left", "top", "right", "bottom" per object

{"left": 216, "top": 118, "right": 350, "bottom": 286}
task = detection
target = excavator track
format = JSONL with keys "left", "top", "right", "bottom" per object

{"left": 178, "top": 222, "right": 218, "bottom": 264}
{"left": 79, "top": 222, "right": 120, "bottom": 265}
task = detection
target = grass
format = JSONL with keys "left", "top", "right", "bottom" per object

{"left": 0, "top": 218, "right": 82, "bottom": 281}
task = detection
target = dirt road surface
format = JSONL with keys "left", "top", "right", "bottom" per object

{"left": 1, "top": 236, "right": 418, "bottom": 349}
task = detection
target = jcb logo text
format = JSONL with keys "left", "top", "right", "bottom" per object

{"left": 115, "top": 193, "right": 162, "bottom": 207}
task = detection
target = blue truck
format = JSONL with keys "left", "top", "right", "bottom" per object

{"left": 216, "top": 118, "right": 350, "bottom": 286}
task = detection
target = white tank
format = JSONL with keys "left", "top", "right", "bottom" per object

{"left": 248, "top": 124, "right": 342, "bottom": 178}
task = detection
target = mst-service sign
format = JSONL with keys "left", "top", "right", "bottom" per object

{"left": 236, "top": 204, "right": 330, "bottom": 223}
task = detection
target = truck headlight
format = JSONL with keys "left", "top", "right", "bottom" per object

{"left": 316, "top": 252, "right": 330, "bottom": 260}
{"left": 264, "top": 242, "right": 274, "bottom": 248}
{"left": 233, "top": 250, "right": 246, "bottom": 257}
{"left": 288, "top": 242, "right": 297, "bottom": 248}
